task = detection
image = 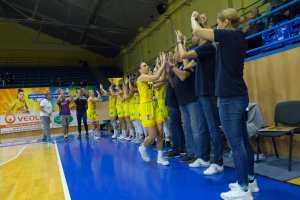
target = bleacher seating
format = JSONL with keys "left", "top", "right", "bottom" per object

{"left": 245, "top": 0, "right": 300, "bottom": 58}
{"left": 0, "top": 68, "right": 98, "bottom": 88}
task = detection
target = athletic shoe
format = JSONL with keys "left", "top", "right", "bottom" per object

{"left": 134, "top": 138, "right": 143, "bottom": 145}
{"left": 111, "top": 133, "right": 118, "bottom": 139}
{"left": 77, "top": 134, "right": 82, "bottom": 139}
{"left": 220, "top": 187, "right": 253, "bottom": 200}
{"left": 150, "top": 141, "right": 157, "bottom": 148}
{"left": 204, "top": 163, "right": 224, "bottom": 175}
{"left": 180, "top": 155, "right": 191, "bottom": 162}
{"left": 157, "top": 157, "right": 169, "bottom": 166}
{"left": 131, "top": 137, "right": 138, "bottom": 143}
{"left": 165, "top": 150, "right": 181, "bottom": 158}
{"left": 189, "top": 158, "right": 210, "bottom": 168}
{"left": 89, "top": 130, "right": 94, "bottom": 136}
{"left": 180, "top": 151, "right": 187, "bottom": 156}
{"left": 47, "top": 139, "right": 55, "bottom": 144}
{"left": 138, "top": 146, "right": 150, "bottom": 162}
{"left": 42, "top": 138, "right": 47, "bottom": 143}
{"left": 165, "top": 140, "right": 171, "bottom": 148}
{"left": 64, "top": 137, "right": 69, "bottom": 142}
{"left": 188, "top": 156, "right": 197, "bottom": 164}
{"left": 94, "top": 136, "right": 101, "bottom": 140}
{"left": 229, "top": 179, "right": 260, "bottom": 193}
{"left": 117, "top": 134, "right": 126, "bottom": 140}
{"left": 125, "top": 135, "right": 134, "bottom": 141}
{"left": 85, "top": 133, "right": 89, "bottom": 138}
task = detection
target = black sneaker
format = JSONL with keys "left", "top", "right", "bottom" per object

{"left": 85, "top": 133, "right": 89, "bottom": 138}
{"left": 150, "top": 141, "right": 157, "bottom": 147}
{"left": 42, "top": 138, "right": 47, "bottom": 143}
{"left": 165, "top": 150, "right": 181, "bottom": 158}
{"left": 188, "top": 156, "right": 197, "bottom": 164}
{"left": 180, "top": 151, "right": 186, "bottom": 156}
{"left": 180, "top": 155, "right": 190, "bottom": 162}
{"left": 77, "top": 134, "right": 82, "bottom": 139}
{"left": 165, "top": 140, "right": 171, "bottom": 148}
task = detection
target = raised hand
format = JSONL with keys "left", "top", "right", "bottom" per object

{"left": 191, "top": 11, "right": 199, "bottom": 20}
{"left": 183, "top": 35, "right": 187, "bottom": 48}
{"left": 100, "top": 84, "right": 104, "bottom": 90}
{"left": 199, "top": 13, "right": 208, "bottom": 27}
{"left": 175, "top": 30, "right": 183, "bottom": 42}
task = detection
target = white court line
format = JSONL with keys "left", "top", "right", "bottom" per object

{"left": 55, "top": 143, "right": 71, "bottom": 200}
{"left": 0, "top": 145, "right": 27, "bottom": 166}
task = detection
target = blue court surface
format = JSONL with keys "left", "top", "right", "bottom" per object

{"left": 57, "top": 135, "right": 300, "bottom": 200}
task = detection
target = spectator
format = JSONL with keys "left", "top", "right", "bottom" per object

{"left": 246, "top": 7, "right": 266, "bottom": 50}
{"left": 264, "top": 0, "right": 288, "bottom": 25}
{"left": 57, "top": 91, "right": 72, "bottom": 141}
{"left": 284, "top": 0, "right": 300, "bottom": 19}
{"left": 40, "top": 92, "right": 54, "bottom": 144}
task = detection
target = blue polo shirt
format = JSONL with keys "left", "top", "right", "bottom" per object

{"left": 213, "top": 29, "right": 248, "bottom": 97}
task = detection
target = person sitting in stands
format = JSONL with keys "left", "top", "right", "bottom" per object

{"left": 246, "top": 7, "right": 266, "bottom": 50}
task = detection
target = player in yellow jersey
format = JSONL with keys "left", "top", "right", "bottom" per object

{"left": 115, "top": 82, "right": 127, "bottom": 139}
{"left": 153, "top": 67, "right": 171, "bottom": 147}
{"left": 87, "top": 90, "right": 102, "bottom": 140}
{"left": 120, "top": 77, "right": 136, "bottom": 141}
{"left": 100, "top": 84, "right": 119, "bottom": 138}
{"left": 128, "top": 76, "right": 146, "bottom": 144}
{"left": 6, "top": 88, "right": 30, "bottom": 114}
{"left": 137, "top": 52, "right": 169, "bottom": 166}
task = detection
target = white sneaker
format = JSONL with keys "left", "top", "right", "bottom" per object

{"left": 89, "top": 130, "right": 94, "bottom": 136}
{"left": 112, "top": 133, "right": 118, "bottom": 139}
{"left": 125, "top": 135, "right": 134, "bottom": 141}
{"left": 189, "top": 158, "right": 210, "bottom": 168}
{"left": 204, "top": 163, "right": 224, "bottom": 175}
{"left": 94, "top": 136, "right": 101, "bottom": 140}
{"left": 139, "top": 146, "right": 150, "bottom": 162}
{"left": 157, "top": 157, "right": 169, "bottom": 166}
{"left": 134, "top": 138, "right": 143, "bottom": 144}
{"left": 117, "top": 134, "right": 126, "bottom": 139}
{"left": 220, "top": 187, "right": 253, "bottom": 200}
{"left": 229, "top": 179, "right": 260, "bottom": 193}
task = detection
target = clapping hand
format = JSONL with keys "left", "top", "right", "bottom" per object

{"left": 191, "top": 11, "right": 199, "bottom": 20}
{"left": 175, "top": 30, "right": 183, "bottom": 43}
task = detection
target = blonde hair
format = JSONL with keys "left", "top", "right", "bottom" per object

{"left": 217, "top": 8, "right": 240, "bottom": 29}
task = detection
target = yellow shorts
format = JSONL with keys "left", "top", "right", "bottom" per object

{"left": 87, "top": 110, "right": 99, "bottom": 121}
{"left": 123, "top": 103, "right": 130, "bottom": 117}
{"left": 157, "top": 99, "right": 168, "bottom": 120}
{"left": 139, "top": 101, "right": 163, "bottom": 128}
{"left": 116, "top": 104, "right": 124, "bottom": 118}
{"left": 135, "top": 104, "right": 141, "bottom": 121}
{"left": 109, "top": 106, "right": 117, "bottom": 118}
{"left": 129, "top": 103, "right": 135, "bottom": 121}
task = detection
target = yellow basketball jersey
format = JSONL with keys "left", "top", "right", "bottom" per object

{"left": 134, "top": 93, "right": 139, "bottom": 104}
{"left": 109, "top": 96, "right": 117, "bottom": 107}
{"left": 88, "top": 98, "right": 96, "bottom": 111}
{"left": 154, "top": 84, "right": 167, "bottom": 100}
{"left": 13, "top": 99, "right": 27, "bottom": 113}
{"left": 137, "top": 81, "right": 154, "bottom": 104}
{"left": 116, "top": 94, "right": 123, "bottom": 105}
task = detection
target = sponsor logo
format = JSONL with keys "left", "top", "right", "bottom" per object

{"left": 5, "top": 114, "right": 16, "bottom": 124}
{"left": 53, "top": 115, "right": 74, "bottom": 125}
{"left": 4, "top": 114, "right": 40, "bottom": 124}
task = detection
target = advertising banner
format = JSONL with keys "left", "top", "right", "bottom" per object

{"left": 0, "top": 86, "right": 94, "bottom": 134}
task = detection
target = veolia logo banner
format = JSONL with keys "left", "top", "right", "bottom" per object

{"left": 0, "top": 86, "right": 93, "bottom": 134}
